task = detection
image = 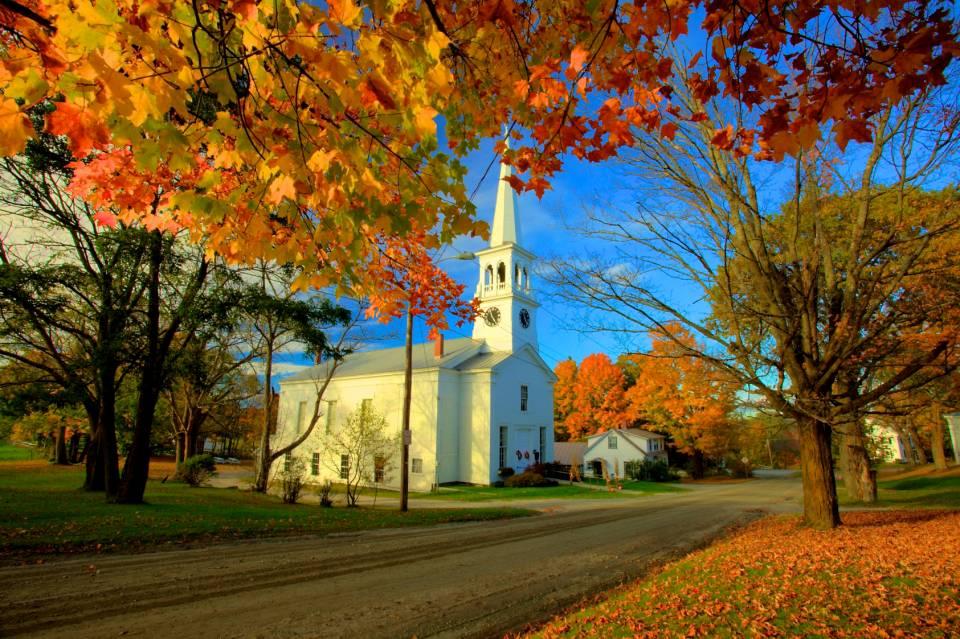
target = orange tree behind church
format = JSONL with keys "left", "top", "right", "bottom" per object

{"left": 1, "top": 0, "right": 956, "bottom": 522}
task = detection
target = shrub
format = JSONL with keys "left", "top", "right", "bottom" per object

{"left": 505, "top": 471, "right": 557, "bottom": 488}
{"left": 624, "top": 459, "right": 677, "bottom": 482}
{"left": 498, "top": 466, "right": 515, "bottom": 478}
{"left": 175, "top": 454, "right": 217, "bottom": 487}
{"left": 280, "top": 458, "right": 306, "bottom": 504}
{"left": 526, "top": 463, "right": 546, "bottom": 476}
{"left": 317, "top": 479, "right": 334, "bottom": 507}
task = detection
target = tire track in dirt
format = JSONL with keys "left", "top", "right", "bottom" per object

{"left": 0, "top": 506, "right": 651, "bottom": 636}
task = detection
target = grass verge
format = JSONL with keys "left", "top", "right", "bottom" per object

{"left": 0, "top": 463, "right": 533, "bottom": 559}
{"left": 524, "top": 510, "right": 960, "bottom": 638}
{"left": 417, "top": 481, "right": 682, "bottom": 502}
{"left": 0, "top": 442, "right": 39, "bottom": 462}
{"left": 839, "top": 470, "right": 960, "bottom": 509}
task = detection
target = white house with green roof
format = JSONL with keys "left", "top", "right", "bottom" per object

{"left": 272, "top": 160, "right": 556, "bottom": 491}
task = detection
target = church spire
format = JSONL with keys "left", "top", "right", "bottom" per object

{"left": 489, "top": 143, "right": 521, "bottom": 247}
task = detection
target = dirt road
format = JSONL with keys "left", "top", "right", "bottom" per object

{"left": 0, "top": 479, "right": 800, "bottom": 639}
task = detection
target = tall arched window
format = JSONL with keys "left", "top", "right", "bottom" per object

{"left": 484, "top": 265, "right": 493, "bottom": 288}
{"left": 514, "top": 263, "right": 520, "bottom": 286}
{"left": 497, "top": 262, "right": 506, "bottom": 288}
{"left": 523, "top": 267, "right": 530, "bottom": 291}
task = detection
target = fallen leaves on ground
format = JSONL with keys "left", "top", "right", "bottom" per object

{"left": 526, "top": 511, "right": 960, "bottom": 638}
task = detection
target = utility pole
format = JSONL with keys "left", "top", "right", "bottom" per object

{"left": 400, "top": 306, "right": 413, "bottom": 512}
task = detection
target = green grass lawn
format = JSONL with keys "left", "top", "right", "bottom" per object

{"left": 0, "top": 442, "right": 40, "bottom": 461}
{"left": 839, "top": 473, "right": 960, "bottom": 509}
{"left": 0, "top": 464, "right": 533, "bottom": 557}
{"left": 416, "top": 480, "right": 682, "bottom": 502}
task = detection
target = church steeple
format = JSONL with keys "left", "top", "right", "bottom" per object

{"left": 471, "top": 149, "right": 539, "bottom": 354}
{"left": 489, "top": 160, "right": 521, "bottom": 247}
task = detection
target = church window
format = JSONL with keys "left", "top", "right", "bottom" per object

{"left": 374, "top": 456, "right": 386, "bottom": 483}
{"left": 523, "top": 267, "right": 529, "bottom": 290}
{"left": 520, "top": 385, "right": 528, "bottom": 411}
{"left": 340, "top": 454, "right": 350, "bottom": 479}
{"left": 295, "top": 400, "right": 308, "bottom": 435}
{"left": 324, "top": 400, "right": 336, "bottom": 434}
{"left": 361, "top": 398, "right": 372, "bottom": 414}
{"left": 608, "top": 435, "right": 618, "bottom": 450}
{"left": 311, "top": 452, "right": 320, "bottom": 476}
{"left": 484, "top": 265, "right": 493, "bottom": 288}
{"left": 499, "top": 426, "right": 508, "bottom": 469}
{"left": 283, "top": 452, "right": 292, "bottom": 472}
{"left": 539, "top": 427, "right": 546, "bottom": 461}
{"left": 412, "top": 458, "right": 423, "bottom": 474}
{"left": 497, "top": 262, "right": 506, "bottom": 288}
{"left": 514, "top": 263, "right": 520, "bottom": 285}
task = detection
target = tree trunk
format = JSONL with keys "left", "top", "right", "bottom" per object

{"left": 839, "top": 421, "right": 876, "bottom": 503}
{"left": 798, "top": 416, "right": 841, "bottom": 529}
{"left": 905, "top": 421, "right": 928, "bottom": 465}
{"left": 185, "top": 409, "right": 205, "bottom": 459}
{"left": 68, "top": 430, "right": 81, "bottom": 463}
{"left": 116, "top": 231, "right": 164, "bottom": 505}
{"left": 174, "top": 433, "right": 183, "bottom": 465}
{"left": 254, "top": 334, "right": 276, "bottom": 493}
{"left": 53, "top": 425, "right": 69, "bottom": 465}
{"left": 930, "top": 403, "right": 948, "bottom": 471}
{"left": 691, "top": 448, "right": 705, "bottom": 480}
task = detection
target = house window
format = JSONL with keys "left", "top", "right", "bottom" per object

{"left": 340, "top": 454, "right": 350, "bottom": 479}
{"left": 499, "top": 426, "right": 508, "bottom": 469}
{"left": 520, "top": 385, "right": 528, "bottom": 412}
{"left": 311, "top": 452, "right": 320, "bottom": 476}
{"left": 374, "top": 455, "right": 386, "bottom": 483}
{"left": 361, "top": 398, "right": 372, "bottom": 415}
{"left": 284, "top": 452, "right": 292, "bottom": 472}
{"left": 324, "top": 400, "right": 336, "bottom": 434}
{"left": 412, "top": 458, "right": 423, "bottom": 474}
{"left": 539, "top": 427, "right": 546, "bottom": 462}
{"left": 296, "top": 400, "right": 308, "bottom": 435}
{"left": 608, "top": 435, "right": 618, "bottom": 450}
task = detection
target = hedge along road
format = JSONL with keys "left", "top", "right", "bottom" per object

{"left": 0, "top": 479, "right": 801, "bottom": 638}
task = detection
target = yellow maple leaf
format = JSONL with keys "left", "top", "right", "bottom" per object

{"left": 0, "top": 97, "right": 33, "bottom": 156}
{"left": 267, "top": 174, "right": 297, "bottom": 204}
{"left": 328, "top": 0, "right": 361, "bottom": 26}
{"left": 414, "top": 106, "right": 438, "bottom": 136}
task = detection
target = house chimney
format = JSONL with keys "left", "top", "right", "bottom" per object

{"left": 434, "top": 334, "right": 445, "bottom": 359}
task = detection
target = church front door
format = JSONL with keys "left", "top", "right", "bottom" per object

{"left": 511, "top": 426, "right": 539, "bottom": 473}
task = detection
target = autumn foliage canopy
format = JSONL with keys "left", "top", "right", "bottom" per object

{"left": 1, "top": 0, "right": 957, "bottom": 323}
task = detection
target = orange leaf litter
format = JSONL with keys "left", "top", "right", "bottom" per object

{"left": 525, "top": 511, "right": 960, "bottom": 638}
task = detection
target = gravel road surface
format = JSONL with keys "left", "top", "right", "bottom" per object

{"left": 1, "top": 478, "right": 800, "bottom": 638}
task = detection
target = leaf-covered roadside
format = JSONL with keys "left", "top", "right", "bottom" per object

{"left": 525, "top": 511, "right": 960, "bottom": 638}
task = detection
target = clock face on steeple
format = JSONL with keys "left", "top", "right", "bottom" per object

{"left": 519, "top": 308, "right": 531, "bottom": 328}
{"left": 484, "top": 307, "right": 501, "bottom": 326}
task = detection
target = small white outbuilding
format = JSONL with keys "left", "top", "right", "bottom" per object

{"left": 583, "top": 428, "right": 667, "bottom": 478}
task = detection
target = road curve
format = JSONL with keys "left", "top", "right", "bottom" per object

{"left": 0, "top": 479, "right": 800, "bottom": 639}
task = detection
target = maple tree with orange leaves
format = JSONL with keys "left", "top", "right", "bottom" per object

{"left": 624, "top": 324, "right": 739, "bottom": 478}
{"left": 552, "top": 353, "right": 631, "bottom": 441}
{"left": 1, "top": 0, "right": 957, "bottom": 329}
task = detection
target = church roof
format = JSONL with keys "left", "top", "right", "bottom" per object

{"left": 282, "top": 337, "right": 485, "bottom": 383}
{"left": 454, "top": 351, "right": 513, "bottom": 371}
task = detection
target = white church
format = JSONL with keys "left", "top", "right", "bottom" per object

{"left": 272, "top": 160, "right": 556, "bottom": 491}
